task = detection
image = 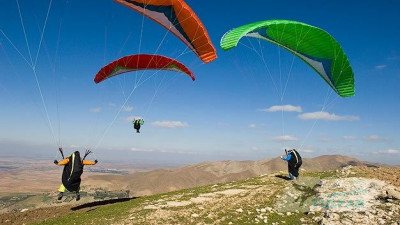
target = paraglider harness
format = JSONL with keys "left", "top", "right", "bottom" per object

{"left": 286, "top": 149, "right": 302, "bottom": 166}
{"left": 57, "top": 148, "right": 92, "bottom": 192}
{"left": 286, "top": 149, "right": 302, "bottom": 177}
{"left": 133, "top": 119, "right": 144, "bottom": 133}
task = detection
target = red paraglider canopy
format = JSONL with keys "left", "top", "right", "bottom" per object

{"left": 94, "top": 54, "right": 195, "bottom": 83}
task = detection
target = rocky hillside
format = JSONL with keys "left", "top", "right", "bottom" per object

{"left": 1, "top": 166, "right": 399, "bottom": 225}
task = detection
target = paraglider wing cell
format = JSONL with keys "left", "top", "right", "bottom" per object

{"left": 114, "top": 0, "right": 217, "bottom": 63}
{"left": 220, "top": 20, "right": 354, "bottom": 97}
{"left": 94, "top": 54, "right": 195, "bottom": 83}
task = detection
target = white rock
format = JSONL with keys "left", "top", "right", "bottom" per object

{"left": 191, "top": 213, "right": 199, "bottom": 218}
{"left": 329, "top": 213, "right": 339, "bottom": 220}
{"left": 387, "top": 189, "right": 400, "bottom": 200}
{"left": 236, "top": 208, "right": 243, "bottom": 213}
{"left": 144, "top": 205, "right": 158, "bottom": 209}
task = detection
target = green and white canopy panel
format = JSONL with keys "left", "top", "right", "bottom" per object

{"left": 220, "top": 20, "right": 354, "bottom": 97}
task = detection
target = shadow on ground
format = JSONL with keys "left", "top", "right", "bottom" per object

{"left": 71, "top": 197, "right": 139, "bottom": 211}
{"left": 275, "top": 174, "right": 292, "bottom": 181}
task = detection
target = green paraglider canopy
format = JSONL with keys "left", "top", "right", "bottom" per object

{"left": 220, "top": 20, "right": 354, "bottom": 97}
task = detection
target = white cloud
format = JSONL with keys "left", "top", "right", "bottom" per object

{"left": 131, "top": 147, "right": 154, "bottom": 152}
{"left": 122, "top": 106, "right": 134, "bottom": 112}
{"left": 248, "top": 124, "right": 256, "bottom": 128}
{"left": 260, "top": 105, "right": 302, "bottom": 112}
{"left": 363, "top": 135, "right": 391, "bottom": 142}
{"left": 343, "top": 136, "right": 356, "bottom": 140}
{"left": 251, "top": 146, "right": 259, "bottom": 151}
{"left": 301, "top": 149, "right": 314, "bottom": 153}
{"left": 90, "top": 107, "right": 101, "bottom": 113}
{"left": 298, "top": 111, "right": 359, "bottom": 121}
{"left": 386, "top": 149, "right": 399, "bottom": 154}
{"left": 373, "top": 149, "right": 400, "bottom": 154}
{"left": 375, "top": 65, "right": 386, "bottom": 69}
{"left": 272, "top": 135, "right": 298, "bottom": 142}
{"left": 151, "top": 121, "right": 188, "bottom": 128}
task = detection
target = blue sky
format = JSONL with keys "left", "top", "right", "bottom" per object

{"left": 0, "top": 1, "right": 399, "bottom": 165}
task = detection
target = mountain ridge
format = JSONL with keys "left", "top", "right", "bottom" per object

{"left": 84, "top": 154, "right": 386, "bottom": 196}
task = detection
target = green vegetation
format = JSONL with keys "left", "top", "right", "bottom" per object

{"left": 41, "top": 194, "right": 53, "bottom": 203}
{"left": 0, "top": 193, "right": 35, "bottom": 210}
{"left": 93, "top": 189, "right": 129, "bottom": 200}
{"left": 32, "top": 197, "right": 145, "bottom": 225}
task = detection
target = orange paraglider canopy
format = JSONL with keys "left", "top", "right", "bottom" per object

{"left": 114, "top": 0, "right": 217, "bottom": 63}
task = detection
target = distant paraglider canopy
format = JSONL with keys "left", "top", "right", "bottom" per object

{"left": 114, "top": 0, "right": 217, "bottom": 63}
{"left": 94, "top": 54, "right": 195, "bottom": 83}
{"left": 220, "top": 20, "right": 355, "bottom": 97}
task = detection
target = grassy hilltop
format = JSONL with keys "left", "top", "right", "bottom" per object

{"left": 1, "top": 166, "right": 399, "bottom": 225}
